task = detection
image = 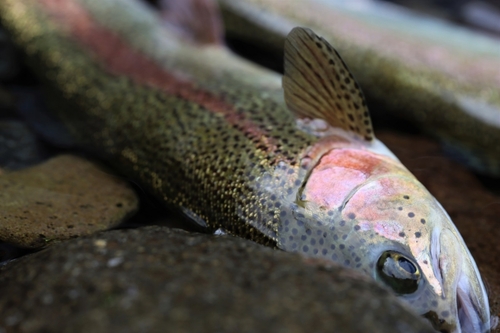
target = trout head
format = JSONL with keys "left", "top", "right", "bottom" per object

{"left": 338, "top": 164, "right": 491, "bottom": 333}
{"left": 276, "top": 146, "right": 490, "bottom": 333}
{"left": 278, "top": 26, "right": 492, "bottom": 332}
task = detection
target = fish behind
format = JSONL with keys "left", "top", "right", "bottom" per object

{"left": 218, "top": 0, "right": 500, "bottom": 177}
{"left": 0, "top": 0, "right": 491, "bottom": 332}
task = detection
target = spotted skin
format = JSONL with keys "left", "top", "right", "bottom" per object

{"left": 0, "top": 0, "right": 491, "bottom": 332}
{"left": 0, "top": 0, "right": 311, "bottom": 246}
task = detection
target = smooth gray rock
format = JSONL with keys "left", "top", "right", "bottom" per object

{"left": 0, "top": 226, "right": 435, "bottom": 333}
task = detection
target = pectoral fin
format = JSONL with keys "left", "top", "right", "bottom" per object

{"left": 283, "top": 27, "right": 374, "bottom": 141}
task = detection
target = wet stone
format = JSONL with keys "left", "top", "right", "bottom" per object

{"left": 0, "top": 226, "right": 435, "bottom": 333}
{"left": 0, "top": 120, "right": 48, "bottom": 170}
{"left": 0, "top": 155, "right": 138, "bottom": 248}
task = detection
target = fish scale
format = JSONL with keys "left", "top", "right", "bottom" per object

{"left": 0, "top": 0, "right": 492, "bottom": 332}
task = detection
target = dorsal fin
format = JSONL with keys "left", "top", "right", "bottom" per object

{"left": 283, "top": 27, "right": 374, "bottom": 141}
{"left": 159, "top": 0, "right": 223, "bottom": 45}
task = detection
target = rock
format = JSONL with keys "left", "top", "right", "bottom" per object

{"left": 0, "top": 155, "right": 138, "bottom": 248}
{"left": 377, "top": 130, "right": 500, "bottom": 333}
{"left": 0, "top": 120, "right": 48, "bottom": 170}
{"left": 0, "top": 226, "right": 435, "bottom": 333}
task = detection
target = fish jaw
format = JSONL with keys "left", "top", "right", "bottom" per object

{"left": 275, "top": 143, "right": 490, "bottom": 333}
{"left": 436, "top": 220, "right": 491, "bottom": 333}
{"left": 410, "top": 225, "right": 491, "bottom": 333}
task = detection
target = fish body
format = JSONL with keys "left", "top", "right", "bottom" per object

{"left": 0, "top": 0, "right": 491, "bottom": 332}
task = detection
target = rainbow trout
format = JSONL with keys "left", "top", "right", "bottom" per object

{"left": 0, "top": 0, "right": 491, "bottom": 332}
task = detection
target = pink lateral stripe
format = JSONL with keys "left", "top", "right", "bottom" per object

{"left": 38, "top": 0, "right": 276, "bottom": 153}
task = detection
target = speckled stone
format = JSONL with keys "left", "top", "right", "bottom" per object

{"left": 0, "top": 120, "right": 48, "bottom": 170}
{"left": 0, "top": 226, "right": 434, "bottom": 333}
{"left": 378, "top": 130, "right": 500, "bottom": 333}
{"left": 0, "top": 155, "right": 138, "bottom": 248}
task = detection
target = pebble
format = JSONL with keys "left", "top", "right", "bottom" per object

{"left": 0, "top": 226, "right": 435, "bottom": 333}
{"left": 0, "top": 155, "right": 138, "bottom": 248}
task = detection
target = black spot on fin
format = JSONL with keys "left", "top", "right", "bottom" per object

{"left": 283, "top": 27, "right": 374, "bottom": 141}
{"left": 159, "top": 0, "right": 224, "bottom": 45}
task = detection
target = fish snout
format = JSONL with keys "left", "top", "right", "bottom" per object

{"left": 429, "top": 229, "right": 490, "bottom": 333}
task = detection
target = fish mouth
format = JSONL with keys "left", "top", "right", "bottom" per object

{"left": 456, "top": 276, "right": 490, "bottom": 333}
{"left": 421, "top": 275, "right": 490, "bottom": 333}
{"left": 421, "top": 289, "right": 485, "bottom": 333}
{"left": 422, "top": 311, "right": 454, "bottom": 333}
{"left": 423, "top": 228, "right": 490, "bottom": 333}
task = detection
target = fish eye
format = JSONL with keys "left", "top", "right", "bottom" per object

{"left": 376, "top": 251, "right": 421, "bottom": 295}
